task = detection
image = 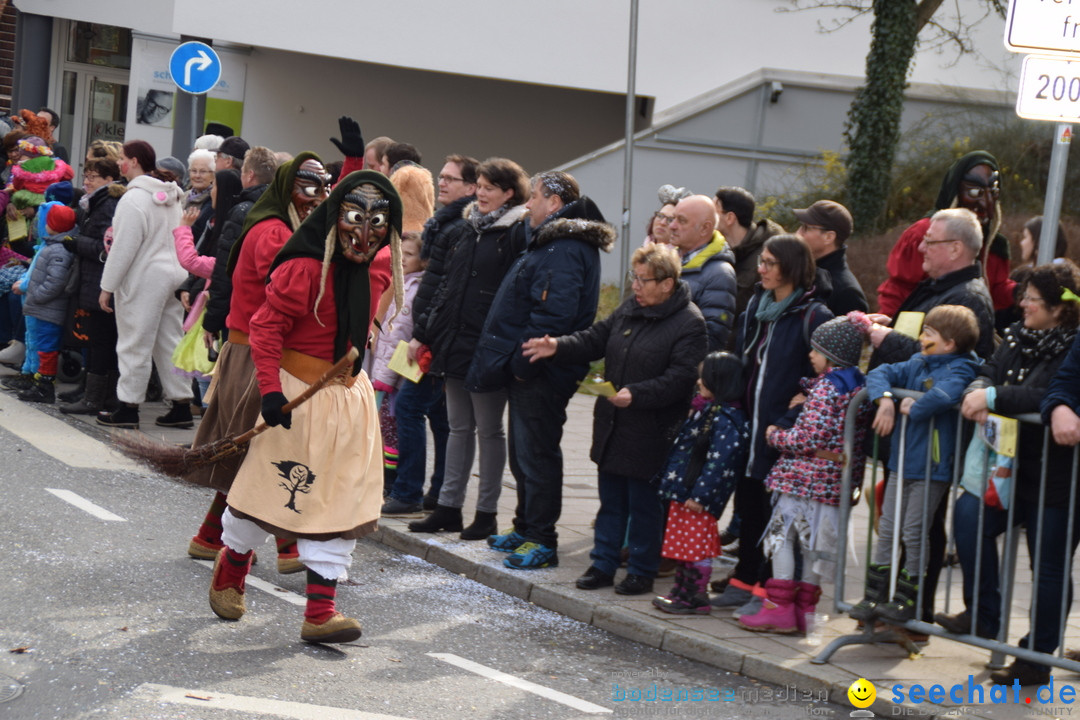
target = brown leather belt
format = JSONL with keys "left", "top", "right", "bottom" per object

{"left": 281, "top": 348, "right": 357, "bottom": 387}
{"left": 815, "top": 449, "right": 846, "bottom": 463}
{"left": 228, "top": 330, "right": 250, "bottom": 346}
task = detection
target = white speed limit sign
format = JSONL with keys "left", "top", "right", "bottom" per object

{"left": 1017, "top": 54, "right": 1080, "bottom": 123}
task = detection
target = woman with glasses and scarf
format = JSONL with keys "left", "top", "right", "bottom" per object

{"left": 406, "top": 157, "right": 528, "bottom": 539}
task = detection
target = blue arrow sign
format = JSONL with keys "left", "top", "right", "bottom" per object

{"left": 169, "top": 41, "right": 221, "bottom": 95}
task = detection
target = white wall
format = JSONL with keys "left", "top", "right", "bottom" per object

{"left": 124, "top": 0, "right": 1018, "bottom": 115}
{"left": 15, "top": 0, "right": 172, "bottom": 37}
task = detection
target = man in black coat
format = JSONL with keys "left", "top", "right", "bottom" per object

{"left": 794, "top": 200, "right": 868, "bottom": 317}
{"left": 202, "top": 146, "right": 278, "bottom": 340}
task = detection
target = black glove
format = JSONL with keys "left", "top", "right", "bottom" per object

{"left": 329, "top": 116, "right": 365, "bottom": 158}
{"left": 261, "top": 391, "right": 292, "bottom": 429}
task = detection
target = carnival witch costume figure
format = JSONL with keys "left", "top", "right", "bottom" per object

{"left": 208, "top": 170, "right": 403, "bottom": 644}
{"left": 185, "top": 153, "right": 331, "bottom": 573}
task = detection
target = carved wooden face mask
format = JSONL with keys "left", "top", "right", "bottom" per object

{"left": 291, "top": 159, "right": 331, "bottom": 222}
{"left": 337, "top": 184, "right": 390, "bottom": 264}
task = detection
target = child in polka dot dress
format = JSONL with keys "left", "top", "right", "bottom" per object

{"left": 739, "top": 313, "right": 872, "bottom": 635}
{"left": 653, "top": 352, "right": 749, "bottom": 616}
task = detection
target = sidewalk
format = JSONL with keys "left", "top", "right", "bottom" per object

{"left": 31, "top": 375, "right": 1080, "bottom": 720}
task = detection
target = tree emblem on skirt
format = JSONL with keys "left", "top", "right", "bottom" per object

{"left": 273, "top": 460, "right": 317, "bottom": 513}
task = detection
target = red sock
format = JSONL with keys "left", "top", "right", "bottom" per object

{"left": 196, "top": 492, "right": 229, "bottom": 544}
{"left": 304, "top": 569, "right": 337, "bottom": 624}
{"left": 214, "top": 548, "right": 252, "bottom": 591}
{"left": 276, "top": 537, "right": 298, "bottom": 558}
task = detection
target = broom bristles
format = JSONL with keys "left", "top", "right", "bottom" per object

{"left": 112, "top": 431, "right": 244, "bottom": 479}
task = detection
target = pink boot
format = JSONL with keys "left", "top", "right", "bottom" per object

{"left": 794, "top": 581, "right": 823, "bottom": 635}
{"left": 737, "top": 578, "right": 799, "bottom": 634}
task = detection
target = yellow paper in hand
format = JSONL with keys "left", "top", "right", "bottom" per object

{"left": 893, "top": 311, "right": 925, "bottom": 340}
{"left": 388, "top": 340, "right": 423, "bottom": 383}
{"left": 577, "top": 378, "right": 617, "bottom": 397}
{"left": 6, "top": 215, "right": 27, "bottom": 242}
{"left": 982, "top": 413, "right": 1018, "bottom": 458}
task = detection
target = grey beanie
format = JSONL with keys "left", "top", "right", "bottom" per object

{"left": 810, "top": 316, "right": 866, "bottom": 368}
{"left": 156, "top": 155, "right": 187, "bottom": 186}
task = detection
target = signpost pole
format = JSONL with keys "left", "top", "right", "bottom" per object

{"left": 1037, "top": 123, "right": 1072, "bottom": 266}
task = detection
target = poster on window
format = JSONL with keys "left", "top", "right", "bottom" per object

{"left": 127, "top": 37, "right": 246, "bottom": 148}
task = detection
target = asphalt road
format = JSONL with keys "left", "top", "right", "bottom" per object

{"left": 0, "top": 392, "right": 852, "bottom": 720}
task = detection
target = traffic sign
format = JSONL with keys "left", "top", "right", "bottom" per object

{"left": 1005, "top": 0, "right": 1080, "bottom": 55}
{"left": 169, "top": 41, "right": 221, "bottom": 95}
{"left": 1016, "top": 55, "right": 1080, "bottom": 123}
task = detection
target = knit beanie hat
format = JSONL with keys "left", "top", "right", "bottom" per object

{"left": 810, "top": 313, "right": 869, "bottom": 368}
{"left": 45, "top": 180, "right": 73, "bottom": 206}
{"left": 46, "top": 204, "right": 76, "bottom": 234}
{"left": 156, "top": 156, "right": 187, "bottom": 186}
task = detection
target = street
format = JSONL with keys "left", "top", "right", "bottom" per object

{"left": 0, "top": 392, "right": 851, "bottom": 720}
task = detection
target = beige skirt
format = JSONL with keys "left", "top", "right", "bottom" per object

{"left": 183, "top": 341, "right": 262, "bottom": 492}
{"left": 226, "top": 368, "right": 382, "bottom": 540}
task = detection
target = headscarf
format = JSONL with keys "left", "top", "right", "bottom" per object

{"left": 226, "top": 151, "right": 320, "bottom": 275}
{"left": 933, "top": 150, "right": 1008, "bottom": 262}
{"left": 269, "top": 170, "right": 403, "bottom": 373}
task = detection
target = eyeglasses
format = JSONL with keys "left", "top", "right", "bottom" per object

{"left": 438, "top": 175, "right": 465, "bottom": 184}
{"left": 757, "top": 258, "right": 779, "bottom": 269}
{"left": 1021, "top": 293, "right": 1045, "bottom": 304}
{"left": 627, "top": 271, "right": 660, "bottom": 287}
{"left": 653, "top": 212, "right": 675, "bottom": 224}
{"left": 83, "top": 172, "right": 100, "bottom": 181}
{"left": 922, "top": 236, "right": 959, "bottom": 246}
{"left": 189, "top": 167, "right": 213, "bottom": 175}
{"left": 799, "top": 223, "right": 828, "bottom": 233}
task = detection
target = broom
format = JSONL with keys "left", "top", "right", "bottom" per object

{"left": 114, "top": 347, "right": 360, "bottom": 478}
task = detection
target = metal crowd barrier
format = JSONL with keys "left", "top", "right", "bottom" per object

{"left": 811, "top": 386, "right": 1080, "bottom": 675}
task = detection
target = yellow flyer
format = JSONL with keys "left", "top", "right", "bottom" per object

{"left": 982, "top": 413, "right": 1018, "bottom": 458}
{"left": 577, "top": 377, "right": 617, "bottom": 398}
{"left": 893, "top": 311, "right": 925, "bottom": 340}
{"left": 388, "top": 340, "right": 423, "bottom": 383}
{"left": 6, "top": 215, "right": 27, "bottom": 242}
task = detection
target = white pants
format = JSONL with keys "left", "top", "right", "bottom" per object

{"left": 114, "top": 283, "right": 190, "bottom": 404}
{"left": 221, "top": 508, "right": 355, "bottom": 581}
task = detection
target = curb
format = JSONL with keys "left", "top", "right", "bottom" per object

{"left": 369, "top": 524, "right": 966, "bottom": 720}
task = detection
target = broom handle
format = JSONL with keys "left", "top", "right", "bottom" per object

{"left": 231, "top": 347, "right": 360, "bottom": 445}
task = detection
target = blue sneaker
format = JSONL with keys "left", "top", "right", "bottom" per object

{"left": 487, "top": 530, "right": 526, "bottom": 553}
{"left": 504, "top": 542, "right": 559, "bottom": 569}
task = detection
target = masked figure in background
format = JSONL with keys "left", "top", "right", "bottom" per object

{"left": 208, "top": 170, "right": 403, "bottom": 645}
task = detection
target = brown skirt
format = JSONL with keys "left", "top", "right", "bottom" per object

{"left": 182, "top": 341, "right": 261, "bottom": 491}
{"left": 226, "top": 369, "right": 382, "bottom": 540}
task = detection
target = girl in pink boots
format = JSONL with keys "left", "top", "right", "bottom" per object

{"left": 652, "top": 352, "right": 749, "bottom": 615}
{"left": 738, "top": 313, "right": 872, "bottom": 634}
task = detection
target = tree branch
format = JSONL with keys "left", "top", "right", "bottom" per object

{"left": 915, "top": 0, "right": 947, "bottom": 32}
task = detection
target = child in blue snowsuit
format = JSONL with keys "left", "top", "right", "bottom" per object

{"left": 14, "top": 202, "right": 79, "bottom": 403}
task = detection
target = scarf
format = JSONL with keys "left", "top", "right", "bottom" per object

{"left": 1007, "top": 323, "right": 1077, "bottom": 384}
{"left": 755, "top": 287, "right": 805, "bottom": 324}
{"left": 185, "top": 186, "right": 212, "bottom": 207}
{"left": 468, "top": 202, "right": 511, "bottom": 233}
{"left": 269, "top": 170, "right": 403, "bottom": 374}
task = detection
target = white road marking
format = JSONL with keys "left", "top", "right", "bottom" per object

{"left": 0, "top": 391, "right": 143, "bottom": 471}
{"left": 193, "top": 558, "right": 306, "bottom": 606}
{"left": 427, "top": 652, "right": 613, "bottom": 714}
{"left": 45, "top": 488, "right": 126, "bottom": 522}
{"left": 130, "top": 683, "right": 415, "bottom": 720}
